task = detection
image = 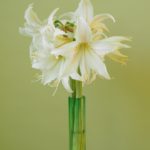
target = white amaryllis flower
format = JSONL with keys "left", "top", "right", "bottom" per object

{"left": 19, "top": 5, "right": 66, "bottom": 50}
{"left": 20, "top": 1, "right": 130, "bottom": 93}
{"left": 20, "top": 4, "right": 80, "bottom": 93}
{"left": 52, "top": 17, "right": 130, "bottom": 83}
{"left": 74, "top": 0, "right": 130, "bottom": 63}
{"left": 31, "top": 46, "right": 74, "bottom": 93}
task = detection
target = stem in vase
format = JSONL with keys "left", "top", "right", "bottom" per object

{"left": 69, "top": 79, "right": 86, "bottom": 150}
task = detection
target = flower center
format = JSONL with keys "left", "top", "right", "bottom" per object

{"left": 76, "top": 42, "right": 91, "bottom": 52}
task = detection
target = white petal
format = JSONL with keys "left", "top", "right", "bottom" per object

{"left": 85, "top": 51, "right": 110, "bottom": 79}
{"left": 42, "top": 35, "right": 54, "bottom": 50}
{"left": 57, "top": 59, "right": 67, "bottom": 78}
{"left": 41, "top": 61, "right": 61, "bottom": 85}
{"left": 92, "top": 14, "right": 115, "bottom": 24}
{"left": 20, "top": 4, "right": 42, "bottom": 37}
{"left": 30, "top": 46, "right": 53, "bottom": 70}
{"left": 62, "top": 48, "right": 82, "bottom": 80}
{"left": 24, "top": 4, "right": 41, "bottom": 27}
{"left": 101, "top": 36, "right": 131, "bottom": 42}
{"left": 48, "top": 8, "right": 59, "bottom": 28}
{"left": 51, "top": 42, "right": 77, "bottom": 57}
{"left": 19, "top": 26, "right": 34, "bottom": 36}
{"left": 79, "top": 53, "right": 90, "bottom": 81}
{"left": 32, "top": 34, "right": 43, "bottom": 49}
{"left": 92, "top": 36, "right": 130, "bottom": 57}
{"left": 70, "top": 72, "right": 82, "bottom": 81}
{"left": 75, "top": 0, "right": 94, "bottom": 23}
{"left": 54, "top": 28, "right": 66, "bottom": 38}
{"left": 62, "top": 78, "right": 73, "bottom": 93}
{"left": 75, "top": 17, "right": 92, "bottom": 43}
{"left": 88, "top": 71, "right": 97, "bottom": 84}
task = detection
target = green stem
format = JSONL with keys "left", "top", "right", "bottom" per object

{"left": 70, "top": 79, "right": 76, "bottom": 98}
{"left": 76, "top": 80, "right": 82, "bottom": 98}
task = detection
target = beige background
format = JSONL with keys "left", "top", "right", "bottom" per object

{"left": 0, "top": 0, "right": 150, "bottom": 150}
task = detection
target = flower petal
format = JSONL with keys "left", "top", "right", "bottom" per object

{"left": 48, "top": 8, "right": 59, "bottom": 29}
{"left": 53, "top": 28, "right": 66, "bottom": 38}
{"left": 75, "top": 17, "right": 92, "bottom": 43}
{"left": 92, "top": 14, "right": 115, "bottom": 24}
{"left": 62, "top": 77, "right": 73, "bottom": 93}
{"left": 92, "top": 36, "right": 130, "bottom": 57}
{"left": 24, "top": 4, "right": 41, "bottom": 27}
{"left": 85, "top": 51, "right": 110, "bottom": 79}
{"left": 108, "top": 50, "right": 128, "bottom": 64}
{"left": 41, "top": 60, "right": 61, "bottom": 85}
{"left": 51, "top": 42, "right": 77, "bottom": 57}
{"left": 90, "top": 14, "right": 115, "bottom": 35}
{"left": 19, "top": 4, "right": 42, "bottom": 37}
{"left": 70, "top": 72, "right": 82, "bottom": 81}
{"left": 75, "top": 0, "right": 94, "bottom": 23}
{"left": 79, "top": 53, "right": 90, "bottom": 81}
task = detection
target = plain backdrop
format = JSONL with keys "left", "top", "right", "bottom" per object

{"left": 0, "top": 0, "right": 150, "bottom": 150}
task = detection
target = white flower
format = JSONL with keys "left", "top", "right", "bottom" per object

{"left": 74, "top": 0, "right": 130, "bottom": 64}
{"left": 19, "top": 5, "right": 65, "bottom": 50}
{"left": 20, "top": 1, "right": 130, "bottom": 93}
{"left": 52, "top": 17, "right": 130, "bottom": 83}
{"left": 20, "top": 5, "right": 79, "bottom": 93}
{"left": 31, "top": 47, "right": 72, "bottom": 93}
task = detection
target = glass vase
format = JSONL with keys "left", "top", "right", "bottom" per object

{"left": 68, "top": 96, "right": 86, "bottom": 150}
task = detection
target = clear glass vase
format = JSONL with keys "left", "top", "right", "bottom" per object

{"left": 68, "top": 96, "right": 86, "bottom": 150}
